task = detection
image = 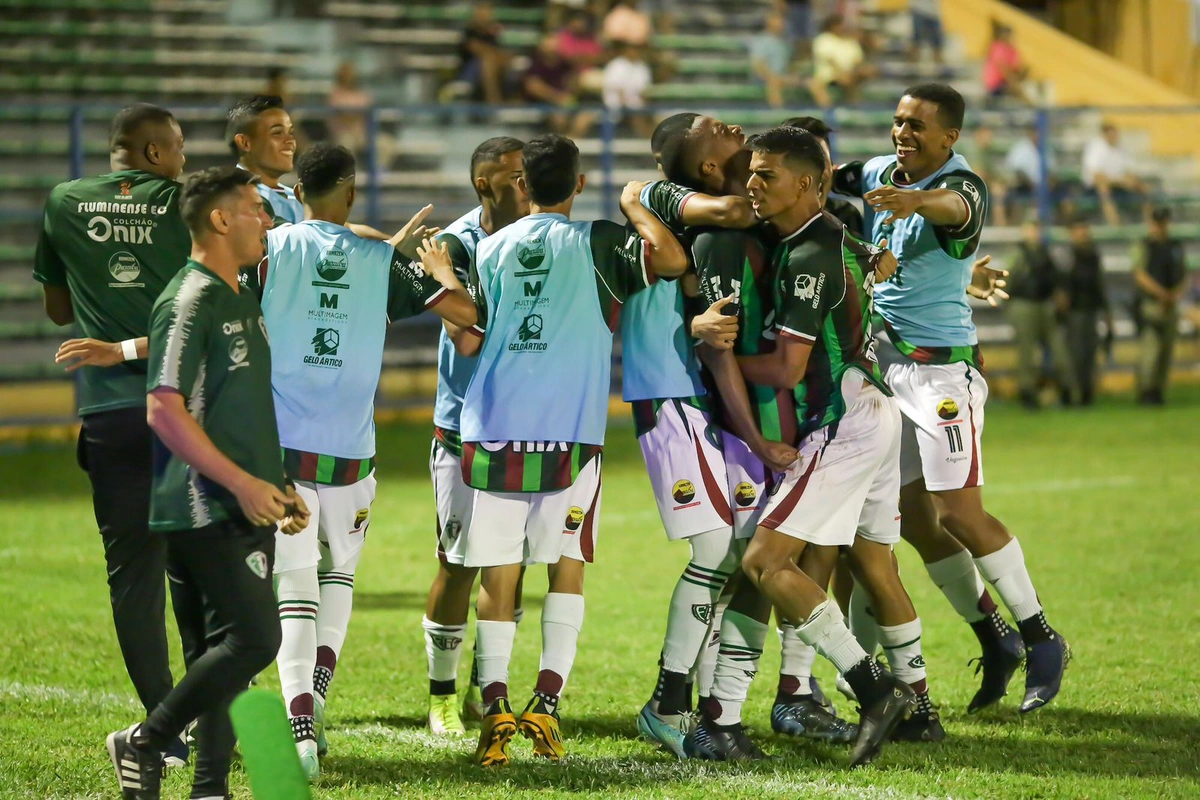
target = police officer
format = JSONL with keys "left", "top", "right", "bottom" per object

{"left": 1132, "top": 207, "right": 1188, "bottom": 405}
{"left": 1063, "top": 219, "right": 1112, "bottom": 406}
{"left": 1005, "top": 221, "right": 1075, "bottom": 408}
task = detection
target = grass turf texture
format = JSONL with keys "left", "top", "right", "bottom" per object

{"left": 1, "top": 393, "right": 1198, "bottom": 799}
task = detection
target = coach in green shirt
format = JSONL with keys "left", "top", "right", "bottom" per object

{"left": 106, "top": 166, "right": 309, "bottom": 800}
{"left": 32, "top": 104, "right": 191, "bottom": 742}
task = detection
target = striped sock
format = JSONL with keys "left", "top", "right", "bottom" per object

{"left": 708, "top": 610, "right": 767, "bottom": 726}
{"left": 276, "top": 567, "right": 319, "bottom": 739}
{"left": 315, "top": 566, "right": 356, "bottom": 705}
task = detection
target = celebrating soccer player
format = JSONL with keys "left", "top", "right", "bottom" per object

{"left": 227, "top": 95, "right": 304, "bottom": 226}
{"left": 35, "top": 104, "right": 193, "bottom": 770}
{"left": 839, "top": 83, "right": 1069, "bottom": 713}
{"left": 106, "top": 166, "right": 309, "bottom": 800}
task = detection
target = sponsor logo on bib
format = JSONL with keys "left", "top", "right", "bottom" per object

{"left": 107, "top": 252, "right": 144, "bottom": 288}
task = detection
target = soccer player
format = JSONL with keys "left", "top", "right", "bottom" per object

{"left": 247, "top": 144, "right": 477, "bottom": 777}
{"left": 729, "top": 125, "right": 920, "bottom": 767}
{"left": 782, "top": 115, "right": 864, "bottom": 232}
{"left": 420, "top": 136, "right": 531, "bottom": 736}
{"left": 437, "top": 134, "right": 687, "bottom": 766}
{"left": 105, "top": 166, "right": 309, "bottom": 800}
{"left": 844, "top": 83, "right": 1068, "bottom": 713}
{"left": 227, "top": 95, "right": 304, "bottom": 226}
{"left": 34, "top": 104, "right": 192, "bottom": 768}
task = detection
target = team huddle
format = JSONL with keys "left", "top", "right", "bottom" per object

{"left": 34, "top": 82, "right": 1070, "bottom": 799}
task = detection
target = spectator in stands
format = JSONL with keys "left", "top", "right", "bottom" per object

{"left": 547, "top": 0, "right": 595, "bottom": 31}
{"left": 1132, "top": 207, "right": 1189, "bottom": 405}
{"left": 602, "top": 42, "right": 655, "bottom": 137}
{"left": 556, "top": 10, "right": 606, "bottom": 97}
{"left": 1082, "top": 123, "right": 1149, "bottom": 226}
{"left": 603, "top": 0, "right": 652, "bottom": 47}
{"left": 960, "top": 126, "right": 1008, "bottom": 224}
{"left": 1063, "top": 219, "right": 1113, "bottom": 406}
{"left": 909, "top": 0, "right": 944, "bottom": 64}
{"left": 457, "top": 2, "right": 510, "bottom": 104}
{"left": 982, "top": 21, "right": 1029, "bottom": 103}
{"left": 522, "top": 34, "right": 596, "bottom": 137}
{"left": 1004, "top": 126, "right": 1058, "bottom": 221}
{"left": 748, "top": 11, "right": 799, "bottom": 109}
{"left": 779, "top": 0, "right": 813, "bottom": 46}
{"left": 809, "top": 14, "right": 876, "bottom": 107}
{"left": 328, "top": 61, "right": 372, "bottom": 157}
{"left": 1006, "top": 221, "right": 1074, "bottom": 408}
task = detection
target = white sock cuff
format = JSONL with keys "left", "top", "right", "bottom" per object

{"left": 973, "top": 538, "right": 1023, "bottom": 583}
{"left": 878, "top": 618, "right": 922, "bottom": 649}
{"left": 542, "top": 593, "right": 584, "bottom": 631}
{"left": 924, "top": 549, "right": 978, "bottom": 584}
{"left": 422, "top": 615, "right": 466, "bottom": 634}
{"left": 721, "top": 609, "right": 769, "bottom": 648}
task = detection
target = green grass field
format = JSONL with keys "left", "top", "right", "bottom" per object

{"left": 2, "top": 394, "right": 1199, "bottom": 799}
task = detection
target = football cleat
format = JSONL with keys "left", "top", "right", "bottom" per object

{"left": 462, "top": 682, "right": 486, "bottom": 723}
{"left": 476, "top": 698, "right": 518, "bottom": 767}
{"left": 636, "top": 702, "right": 694, "bottom": 760}
{"left": 809, "top": 676, "right": 837, "bottom": 716}
{"left": 297, "top": 739, "right": 320, "bottom": 782}
{"left": 314, "top": 698, "right": 328, "bottom": 757}
{"left": 967, "top": 624, "right": 1025, "bottom": 713}
{"left": 891, "top": 693, "right": 946, "bottom": 742}
{"left": 518, "top": 695, "right": 566, "bottom": 761}
{"left": 849, "top": 675, "right": 916, "bottom": 767}
{"left": 162, "top": 731, "right": 189, "bottom": 771}
{"left": 683, "top": 715, "right": 767, "bottom": 761}
{"left": 771, "top": 696, "right": 857, "bottom": 743}
{"left": 428, "top": 694, "right": 466, "bottom": 736}
{"left": 1020, "top": 633, "right": 1070, "bottom": 714}
{"left": 106, "top": 724, "right": 161, "bottom": 800}
{"left": 835, "top": 672, "right": 858, "bottom": 703}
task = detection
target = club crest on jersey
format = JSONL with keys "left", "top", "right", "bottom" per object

{"left": 691, "top": 603, "right": 715, "bottom": 624}
{"left": 353, "top": 508, "right": 369, "bottom": 531}
{"left": 245, "top": 551, "right": 268, "bottom": 580}
{"left": 936, "top": 398, "right": 959, "bottom": 420}
{"left": 672, "top": 479, "right": 696, "bottom": 506}
{"left": 228, "top": 336, "right": 249, "bottom": 370}
{"left": 564, "top": 506, "right": 585, "bottom": 532}
{"left": 734, "top": 482, "right": 757, "bottom": 507}
{"left": 118, "top": 181, "right": 132, "bottom": 197}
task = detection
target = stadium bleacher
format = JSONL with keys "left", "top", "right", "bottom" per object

{"left": 1, "top": 0, "right": 1196, "bottom": 422}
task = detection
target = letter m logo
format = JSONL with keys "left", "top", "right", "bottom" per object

{"left": 320, "top": 293, "right": 338, "bottom": 309}
{"left": 523, "top": 281, "right": 542, "bottom": 297}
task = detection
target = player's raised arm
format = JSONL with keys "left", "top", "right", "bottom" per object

{"left": 416, "top": 237, "right": 477, "bottom": 329}
{"left": 620, "top": 181, "right": 687, "bottom": 277}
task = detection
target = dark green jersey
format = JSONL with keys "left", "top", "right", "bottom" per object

{"left": 772, "top": 211, "right": 890, "bottom": 440}
{"left": 147, "top": 260, "right": 285, "bottom": 532}
{"left": 826, "top": 196, "right": 864, "bottom": 234}
{"left": 32, "top": 170, "right": 191, "bottom": 415}
{"left": 692, "top": 227, "right": 796, "bottom": 444}
{"left": 642, "top": 179, "right": 695, "bottom": 236}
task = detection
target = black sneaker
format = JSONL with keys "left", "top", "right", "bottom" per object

{"left": 967, "top": 616, "right": 1025, "bottom": 713}
{"left": 106, "top": 724, "right": 161, "bottom": 800}
{"left": 683, "top": 715, "right": 767, "bottom": 761}
{"left": 771, "top": 696, "right": 857, "bottom": 744}
{"left": 891, "top": 692, "right": 946, "bottom": 742}
{"left": 849, "top": 674, "right": 916, "bottom": 767}
{"left": 1021, "top": 633, "right": 1070, "bottom": 714}
{"left": 809, "top": 676, "right": 836, "bottom": 716}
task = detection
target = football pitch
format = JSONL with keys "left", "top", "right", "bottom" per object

{"left": 1, "top": 393, "right": 1198, "bottom": 799}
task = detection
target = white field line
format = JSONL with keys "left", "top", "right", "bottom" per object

{"left": 0, "top": 680, "right": 140, "bottom": 711}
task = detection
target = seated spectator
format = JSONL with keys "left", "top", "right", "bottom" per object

{"left": 959, "top": 126, "right": 1008, "bottom": 224}
{"left": 456, "top": 2, "right": 510, "bottom": 104}
{"left": 909, "top": 0, "right": 944, "bottom": 64}
{"left": 328, "top": 61, "right": 372, "bottom": 156}
{"left": 748, "top": 12, "right": 799, "bottom": 109}
{"left": 556, "top": 10, "right": 606, "bottom": 96}
{"left": 982, "top": 22, "right": 1029, "bottom": 102}
{"left": 810, "top": 14, "right": 876, "bottom": 107}
{"left": 602, "top": 42, "right": 655, "bottom": 137}
{"left": 522, "top": 34, "right": 596, "bottom": 137}
{"left": 1005, "top": 126, "right": 1062, "bottom": 220}
{"left": 603, "top": 0, "right": 652, "bottom": 47}
{"left": 1082, "top": 123, "right": 1149, "bottom": 225}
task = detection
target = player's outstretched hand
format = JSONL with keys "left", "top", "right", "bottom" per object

{"left": 691, "top": 294, "right": 739, "bottom": 350}
{"left": 278, "top": 485, "right": 311, "bottom": 535}
{"left": 55, "top": 338, "right": 124, "bottom": 372}
{"left": 416, "top": 237, "right": 455, "bottom": 285}
{"left": 967, "top": 254, "right": 1010, "bottom": 307}
{"left": 863, "top": 185, "right": 923, "bottom": 224}
{"left": 234, "top": 476, "right": 290, "bottom": 529}
{"left": 756, "top": 440, "right": 799, "bottom": 473}
{"left": 871, "top": 239, "right": 898, "bottom": 282}
{"left": 390, "top": 204, "right": 435, "bottom": 258}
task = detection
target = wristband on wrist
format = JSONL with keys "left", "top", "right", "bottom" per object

{"left": 120, "top": 339, "right": 139, "bottom": 361}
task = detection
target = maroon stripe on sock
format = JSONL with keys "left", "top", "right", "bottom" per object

{"left": 977, "top": 591, "right": 998, "bottom": 615}
{"left": 289, "top": 693, "right": 314, "bottom": 717}
{"left": 911, "top": 680, "right": 929, "bottom": 696}
{"left": 482, "top": 682, "right": 508, "bottom": 705}
{"left": 777, "top": 674, "right": 802, "bottom": 696}
{"left": 278, "top": 606, "right": 317, "bottom": 615}
{"left": 700, "top": 696, "right": 722, "bottom": 720}
{"left": 316, "top": 645, "right": 337, "bottom": 672}
{"left": 535, "top": 669, "right": 564, "bottom": 699}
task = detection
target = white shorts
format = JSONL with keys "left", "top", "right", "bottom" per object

{"left": 429, "top": 440, "right": 473, "bottom": 566}
{"left": 876, "top": 337, "right": 987, "bottom": 491}
{"left": 723, "top": 430, "right": 770, "bottom": 539}
{"left": 637, "top": 400, "right": 733, "bottom": 541}
{"left": 760, "top": 384, "right": 901, "bottom": 547}
{"left": 464, "top": 457, "right": 602, "bottom": 568}
{"left": 275, "top": 472, "right": 376, "bottom": 573}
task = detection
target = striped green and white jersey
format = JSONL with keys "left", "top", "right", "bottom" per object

{"left": 146, "top": 260, "right": 285, "bottom": 532}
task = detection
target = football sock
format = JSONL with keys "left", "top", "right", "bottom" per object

{"left": 535, "top": 592, "right": 584, "bottom": 714}
{"left": 422, "top": 616, "right": 465, "bottom": 697}
{"left": 275, "top": 568, "right": 319, "bottom": 742}
{"left": 974, "top": 538, "right": 1045, "bottom": 634}
{"left": 776, "top": 624, "right": 816, "bottom": 701}
{"left": 662, "top": 528, "right": 736, "bottom": 675}
{"left": 879, "top": 619, "right": 928, "bottom": 696}
{"left": 470, "top": 606, "right": 522, "bottom": 689}
{"left": 694, "top": 593, "right": 728, "bottom": 703}
{"left": 314, "top": 551, "right": 359, "bottom": 705}
{"left": 795, "top": 600, "right": 870, "bottom": 676}
{"left": 708, "top": 610, "right": 766, "bottom": 726}
{"left": 475, "top": 620, "right": 516, "bottom": 705}
{"left": 652, "top": 667, "right": 690, "bottom": 717}
{"left": 848, "top": 581, "right": 882, "bottom": 658}
{"left": 925, "top": 550, "right": 992, "bottom": 624}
